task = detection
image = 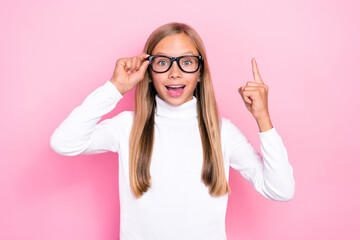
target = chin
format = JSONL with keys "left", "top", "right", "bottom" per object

{"left": 160, "top": 94, "right": 192, "bottom": 106}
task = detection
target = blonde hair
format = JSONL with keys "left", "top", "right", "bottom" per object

{"left": 129, "top": 22, "right": 231, "bottom": 198}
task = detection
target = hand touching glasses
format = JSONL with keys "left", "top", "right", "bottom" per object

{"left": 110, "top": 53, "right": 150, "bottom": 95}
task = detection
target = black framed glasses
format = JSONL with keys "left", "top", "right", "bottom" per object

{"left": 145, "top": 55, "right": 203, "bottom": 73}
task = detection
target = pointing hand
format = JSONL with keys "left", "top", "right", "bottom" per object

{"left": 238, "top": 58, "right": 270, "bottom": 120}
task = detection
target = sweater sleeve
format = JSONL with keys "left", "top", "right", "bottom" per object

{"left": 222, "top": 118, "right": 295, "bottom": 201}
{"left": 50, "top": 81, "right": 132, "bottom": 156}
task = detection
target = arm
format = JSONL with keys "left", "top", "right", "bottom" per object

{"left": 224, "top": 119, "right": 295, "bottom": 201}
{"left": 50, "top": 81, "right": 129, "bottom": 156}
{"left": 50, "top": 53, "right": 150, "bottom": 156}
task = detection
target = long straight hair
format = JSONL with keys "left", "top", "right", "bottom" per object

{"left": 129, "top": 22, "right": 231, "bottom": 198}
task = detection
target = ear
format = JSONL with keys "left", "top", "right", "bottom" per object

{"left": 148, "top": 69, "right": 153, "bottom": 82}
{"left": 198, "top": 66, "right": 203, "bottom": 82}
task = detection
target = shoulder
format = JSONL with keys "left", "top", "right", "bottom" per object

{"left": 103, "top": 111, "right": 134, "bottom": 133}
{"left": 219, "top": 117, "right": 240, "bottom": 134}
{"left": 111, "top": 110, "right": 134, "bottom": 124}
{"left": 219, "top": 117, "right": 248, "bottom": 144}
{"left": 113, "top": 110, "right": 134, "bottom": 120}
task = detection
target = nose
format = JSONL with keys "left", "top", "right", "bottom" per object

{"left": 168, "top": 60, "right": 182, "bottom": 79}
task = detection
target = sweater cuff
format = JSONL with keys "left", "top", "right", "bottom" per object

{"left": 102, "top": 80, "right": 123, "bottom": 101}
{"left": 258, "top": 127, "right": 276, "bottom": 137}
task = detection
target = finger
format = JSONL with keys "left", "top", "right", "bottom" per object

{"left": 137, "top": 59, "right": 150, "bottom": 75}
{"left": 126, "top": 58, "right": 134, "bottom": 72}
{"left": 131, "top": 57, "right": 137, "bottom": 71}
{"left": 238, "top": 87, "right": 253, "bottom": 104}
{"left": 131, "top": 57, "right": 138, "bottom": 72}
{"left": 116, "top": 59, "right": 125, "bottom": 71}
{"left": 134, "top": 57, "right": 141, "bottom": 70}
{"left": 139, "top": 52, "right": 151, "bottom": 60}
{"left": 252, "top": 58, "right": 264, "bottom": 83}
{"left": 117, "top": 59, "right": 129, "bottom": 75}
{"left": 133, "top": 53, "right": 150, "bottom": 70}
{"left": 242, "top": 86, "right": 261, "bottom": 91}
{"left": 122, "top": 59, "right": 129, "bottom": 71}
{"left": 238, "top": 86, "right": 244, "bottom": 95}
{"left": 244, "top": 85, "right": 268, "bottom": 92}
{"left": 243, "top": 91, "right": 253, "bottom": 104}
{"left": 246, "top": 81, "right": 263, "bottom": 86}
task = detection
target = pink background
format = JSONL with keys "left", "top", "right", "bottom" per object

{"left": 1, "top": 0, "right": 359, "bottom": 239}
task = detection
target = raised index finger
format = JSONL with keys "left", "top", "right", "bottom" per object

{"left": 252, "top": 57, "right": 264, "bottom": 83}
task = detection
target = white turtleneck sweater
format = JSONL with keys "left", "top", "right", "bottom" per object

{"left": 50, "top": 80, "right": 295, "bottom": 240}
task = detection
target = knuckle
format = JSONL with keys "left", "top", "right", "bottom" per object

{"left": 247, "top": 81, "right": 256, "bottom": 86}
{"left": 117, "top": 60, "right": 126, "bottom": 68}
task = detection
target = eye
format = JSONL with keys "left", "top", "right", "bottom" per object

{"left": 154, "top": 57, "right": 169, "bottom": 66}
{"left": 183, "top": 60, "right": 192, "bottom": 66}
{"left": 181, "top": 56, "right": 198, "bottom": 66}
{"left": 158, "top": 60, "right": 168, "bottom": 66}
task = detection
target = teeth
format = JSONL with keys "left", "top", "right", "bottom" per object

{"left": 167, "top": 85, "right": 185, "bottom": 89}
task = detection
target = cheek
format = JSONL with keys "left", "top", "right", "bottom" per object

{"left": 151, "top": 72, "right": 162, "bottom": 82}
{"left": 151, "top": 74, "right": 164, "bottom": 93}
{"left": 189, "top": 75, "right": 199, "bottom": 86}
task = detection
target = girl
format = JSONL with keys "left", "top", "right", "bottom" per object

{"left": 50, "top": 22, "right": 295, "bottom": 240}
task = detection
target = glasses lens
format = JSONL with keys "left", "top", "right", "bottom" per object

{"left": 179, "top": 56, "right": 199, "bottom": 72}
{"left": 152, "top": 56, "right": 171, "bottom": 72}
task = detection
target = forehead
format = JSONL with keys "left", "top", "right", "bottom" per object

{"left": 152, "top": 33, "right": 199, "bottom": 56}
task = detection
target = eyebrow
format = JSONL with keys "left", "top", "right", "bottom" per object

{"left": 152, "top": 51, "right": 197, "bottom": 55}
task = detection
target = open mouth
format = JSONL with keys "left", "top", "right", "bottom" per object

{"left": 165, "top": 85, "right": 186, "bottom": 90}
{"left": 165, "top": 85, "right": 186, "bottom": 97}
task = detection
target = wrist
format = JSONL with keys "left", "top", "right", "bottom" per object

{"left": 110, "top": 79, "right": 127, "bottom": 95}
{"left": 256, "top": 114, "right": 273, "bottom": 132}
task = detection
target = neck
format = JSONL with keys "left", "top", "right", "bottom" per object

{"left": 155, "top": 95, "right": 198, "bottom": 118}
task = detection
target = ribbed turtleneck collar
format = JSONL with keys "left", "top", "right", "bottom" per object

{"left": 155, "top": 95, "right": 198, "bottom": 118}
